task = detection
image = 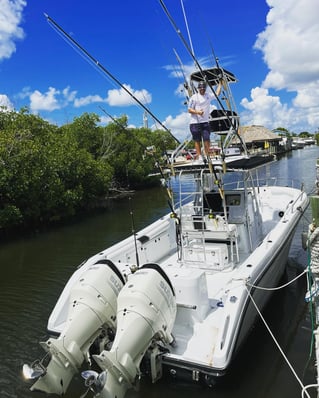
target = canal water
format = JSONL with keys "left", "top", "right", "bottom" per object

{"left": 1, "top": 146, "right": 319, "bottom": 398}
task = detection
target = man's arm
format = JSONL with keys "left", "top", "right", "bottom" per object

{"left": 188, "top": 107, "right": 203, "bottom": 116}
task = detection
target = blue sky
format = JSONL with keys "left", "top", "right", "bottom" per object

{"left": 1, "top": 0, "right": 319, "bottom": 141}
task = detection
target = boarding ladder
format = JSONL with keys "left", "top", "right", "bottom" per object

{"left": 177, "top": 170, "right": 239, "bottom": 271}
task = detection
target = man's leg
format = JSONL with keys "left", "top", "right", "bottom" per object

{"left": 190, "top": 124, "right": 202, "bottom": 158}
{"left": 194, "top": 141, "right": 201, "bottom": 158}
{"left": 202, "top": 123, "right": 211, "bottom": 156}
{"left": 204, "top": 140, "right": 210, "bottom": 156}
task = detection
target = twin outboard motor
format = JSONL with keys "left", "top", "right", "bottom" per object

{"left": 24, "top": 260, "right": 125, "bottom": 395}
{"left": 92, "top": 263, "right": 177, "bottom": 398}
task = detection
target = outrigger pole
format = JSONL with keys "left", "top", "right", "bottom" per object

{"left": 44, "top": 13, "right": 180, "bottom": 145}
{"left": 158, "top": 0, "right": 247, "bottom": 153}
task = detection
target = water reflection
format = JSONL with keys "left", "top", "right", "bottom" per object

{"left": 1, "top": 146, "right": 319, "bottom": 398}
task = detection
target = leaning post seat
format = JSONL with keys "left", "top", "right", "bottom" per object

{"left": 209, "top": 109, "right": 239, "bottom": 134}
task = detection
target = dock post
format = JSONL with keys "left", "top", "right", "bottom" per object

{"left": 307, "top": 158, "right": 319, "bottom": 397}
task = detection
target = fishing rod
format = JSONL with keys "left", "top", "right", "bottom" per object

{"left": 100, "top": 107, "right": 181, "bottom": 251}
{"left": 208, "top": 38, "right": 247, "bottom": 154}
{"left": 99, "top": 106, "right": 153, "bottom": 155}
{"left": 157, "top": 0, "right": 246, "bottom": 152}
{"left": 99, "top": 106, "right": 177, "bottom": 212}
{"left": 128, "top": 196, "right": 140, "bottom": 268}
{"left": 180, "top": 0, "right": 195, "bottom": 59}
{"left": 158, "top": 1, "right": 221, "bottom": 105}
{"left": 158, "top": 0, "right": 230, "bottom": 196}
{"left": 44, "top": 13, "right": 180, "bottom": 145}
{"left": 173, "top": 48, "right": 192, "bottom": 101}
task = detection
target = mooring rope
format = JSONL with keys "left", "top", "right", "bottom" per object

{"left": 246, "top": 269, "right": 308, "bottom": 291}
{"left": 244, "top": 226, "right": 319, "bottom": 398}
{"left": 245, "top": 285, "right": 311, "bottom": 398}
{"left": 301, "top": 384, "right": 319, "bottom": 398}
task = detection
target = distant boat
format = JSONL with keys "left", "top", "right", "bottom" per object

{"left": 304, "top": 138, "right": 316, "bottom": 145}
{"left": 292, "top": 138, "right": 306, "bottom": 149}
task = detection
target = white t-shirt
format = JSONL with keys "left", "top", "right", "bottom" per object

{"left": 189, "top": 92, "right": 214, "bottom": 124}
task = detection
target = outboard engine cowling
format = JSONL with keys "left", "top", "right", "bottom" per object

{"left": 93, "top": 263, "right": 176, "bottom": 398}
{"left": 27, "top": 260, "right": 125, "bottom": 395}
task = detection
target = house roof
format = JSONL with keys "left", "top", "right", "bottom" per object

{"left": 238, "top": 125, "right": 281, "bottom": 143}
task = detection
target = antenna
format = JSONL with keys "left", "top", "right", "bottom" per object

{"left": 143, "top": 111, "right": 148, "bottom": 129}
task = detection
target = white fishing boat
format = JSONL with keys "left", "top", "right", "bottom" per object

{"left": 292, "top": 138, "right": 306, "bottom": 149}
{"left": 22, "top": 76, "right": 309, "bottom": 398}
{"left": 23, "top": 7, "right": 309, "bottom": 398}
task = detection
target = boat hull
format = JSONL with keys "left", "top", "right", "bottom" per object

{"left": 160, "top": 218, "right": 298, "bottom": 384}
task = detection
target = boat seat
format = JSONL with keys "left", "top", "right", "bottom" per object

{"left": 182, "top": 215, "right": 239, "bottom": 263}
{"left": 185, "top": 218, "right": 238, "bottom": 241}
{"left": 204, "top": 216, "right": 238, "bottom": 238}
{"left": 164, "top": 267, "right": 210, "bottom": 321}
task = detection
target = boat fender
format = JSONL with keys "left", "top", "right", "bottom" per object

{"left": 278, "top": 211, "right": 284, "bottom": 218}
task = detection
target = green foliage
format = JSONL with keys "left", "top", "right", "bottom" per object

{"left": 103, "top": 118, "right": 170, "bottom": 188}
{"left": 273, "top": 127, "right": 291, "bottom": 137}
{"left": 0, "top": 205, "right": 22, "bottom": 228}
{"left": 60, "top": 113, "right": 104, "bottom": 158}
{"left": 0, "top": 109, "right": 173, "bottom": 233}
{"left": 0, "top": 109, "right": 113, "bottom": 231}
{"left": 299, "top": 131, "right": 312, "bottom": 138}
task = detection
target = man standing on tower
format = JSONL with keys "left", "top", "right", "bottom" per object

{"left": 188, "top": 80, "right": 222, "bottom": 161}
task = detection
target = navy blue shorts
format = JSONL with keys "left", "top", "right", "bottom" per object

{"left": 190, "top": 122, "right": 210, "bottom": 142}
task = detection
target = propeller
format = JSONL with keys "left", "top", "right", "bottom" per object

{"left": 22, "top": 361, "right": 46, "bottom": 380}
{"left": 80, "top": 370, "right": 107, "bottom": 397}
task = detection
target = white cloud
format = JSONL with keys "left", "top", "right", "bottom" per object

{"left": 30, "top": 88, "right": 60, "bottom": 112}
{"left": 0, "top": 94, "right": 14, "bottom": 110}
{"left": 17, "top": 83, "right": 152, "bottom": 115}
{"left": 106, "top": 84, "right": 151, "bottom": 106}
{"left": 62, "top": 87, "right": 77, "bottom": 103}
{"left": 0, "top": 0, "right": 26, "bottom": 60}
{"left": 161, "top": 111, "right": 190, "bottom": 142}
{"left": 240, "top": 87, "right": 293, "bottom": 128}
{"left": 249, "top": 0, "right": 319, "bottom": 132}
{"left": 255, "top": 0, "right": 319, "bottom": 91}
{"left": 74, "top": 94, "right": 104, "bottom": 107}
{"left": 28, "top": 86, "right": 77, "bottom": 112}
